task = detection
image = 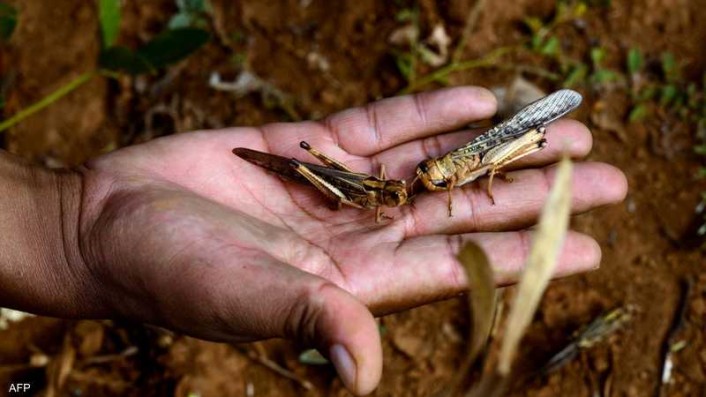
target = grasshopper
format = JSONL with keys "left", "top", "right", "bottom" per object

{"left": 233, "top": 141, "right": 408, "bottom": 222}
{"left": 414, "top": 89, "right": 583, "bottom": 215}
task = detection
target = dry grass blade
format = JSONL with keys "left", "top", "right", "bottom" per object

{"left": 446, "top": 241, "right": 497, "bottom": 396}
{"left": 497, "top": 155, "right": 573, "bottom": 375}
{"left": 458, "top": 242, "right": 497, "bottom": 368}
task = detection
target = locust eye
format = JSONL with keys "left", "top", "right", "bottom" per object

{"left": 418, "top": 162, "right": 429, "bottom": 173}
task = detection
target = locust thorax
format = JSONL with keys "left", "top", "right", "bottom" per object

{"left": 381, "top": 180, "right": 408, "bottom": 207}
{"left": 416, "top": 157, "right": 456, "bottom": 191}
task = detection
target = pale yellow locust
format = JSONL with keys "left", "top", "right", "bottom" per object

{"left": 414, "top": 89, "right": 583, "bottom": 215}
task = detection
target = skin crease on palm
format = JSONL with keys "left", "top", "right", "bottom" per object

{"left": 70, "top": 86, "right": 627, "bottom": 395}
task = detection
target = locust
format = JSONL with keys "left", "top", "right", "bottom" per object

{"left": 232, "top": 141, "right": 408, "bottom": 222}
{"left": 414, "top": 89, "right": 583, "bottom": 216}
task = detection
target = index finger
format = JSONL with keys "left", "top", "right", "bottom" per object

{"left": 322, "top": 86, "right": 497, "bottom": 156}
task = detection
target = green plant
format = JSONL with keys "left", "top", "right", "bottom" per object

{"left": 0, "top": 0, "right": 211, "bottom": 133}
{"left": 626, "top": 52, "right": 706, "bottom": 241}
{"left": 169, "top": 0, "right": 212, "bottom": 30}
{"left": 0, "top": 2, "right": 16, "bottom": 41}
{"left": 396, "top": 0, "right": 593, "bottom": 94}
{"left": 588, "top": 46, "right": 620, "bottom": 86}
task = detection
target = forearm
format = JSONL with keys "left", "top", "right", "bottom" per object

{"left": 0, "top": 150, "right": 95, "bottom": 317}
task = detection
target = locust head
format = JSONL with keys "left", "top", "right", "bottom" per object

{"left": 382, "top": 180, "right": 408, "bottom": 207}
{"left": 415, "top": 158, "right": 454, "bottom": 191}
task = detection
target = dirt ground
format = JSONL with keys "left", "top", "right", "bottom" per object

{"left": 1, "top": 0, "right": 706, "bottom": 396}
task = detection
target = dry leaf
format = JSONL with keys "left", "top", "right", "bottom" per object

{"left": 448, "top": 241, "right": 497, "bottom": 396}
{"left": 458, "top": 242, "right": 497, "bottom": 368}
{"left": 497, "top": 155, "right": 573, "bottom": 375}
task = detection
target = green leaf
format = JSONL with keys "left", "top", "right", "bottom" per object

{"left": 660, "top": 84, "right": 679, "bottom": 106}
{"left": 298, "top": 349, "right": 329, "bottom": 365}
{"left": 394, "top": 52, "right": 413, "bottom": 82}
{"left": 661, "top": 52, "right": 678, "bottom": 81}
{"left": 168, "top": 13, "right": 191, "bottom": 29}
{"left": 181, "top": 0, "right": 209, "bottom": 13}
{"left": 563, "top": 63, "right": 588, "bottom": 87}
{"left": 540, "top": 36, "right": 560, "bottom": 56}
{"left": 530, "top": 34, "right": 541, "bottom": 51}
{"left": 695, "top": 145, "right": 706, "bottom": 155}
{"left": 637, "top": 85, "right": 657, "bottom": 101}
{"left": 136, "top": 27, "right": 209, "bottom": 69}
{"left": 628, "top": 103, "right": 648, "bottom": 123}
{"left": 592, "top": 69, "right": 619, "bottom": 84}
{"left": 627, "top": 48, "right": 643, "bottom": 75}
{"left": 395, "top": 8, "right": 415, "bottom": 22}
{"left": 99, "top": 46, "right": 152, "bottom": 74}
{"left": 590, "top": 47, "right": 606, "bottom": 66}
{"left": 522, "top": 16, "right": 543, "bottom": 34}
{"left": 98, "top": 0, "right": 121, "bottom": 47}
{"left": 697, "top": 222, "right": 706, "bottom": 236}
{"left": 0, "top": 3, "right": 17, "bottom": 41}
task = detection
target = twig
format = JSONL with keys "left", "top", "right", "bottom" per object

{"left": 0, "top": 347, "right": 138, "bottom": 373}
{"left": 452, "top": 0, "right": 488, "bottom": 63}
{"left": 0, "top": 71, "right": 96, "bottom": 133}
{"left": 399, "top": 45, "right": 517, "bottom": 94}
{"left": 234, "top": 345, "right": 313, "bottom": 390}
{"left": 82, "top": 346, "right": 139, "bottom": 365}
{"left": 656, "top": 278, "right": 691, "bottom": 397}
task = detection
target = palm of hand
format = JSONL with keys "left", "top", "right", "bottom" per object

{"left": 85, "top": 125, "right": 454, "bottom": 316}
{"left": 82, "top": 87, "right": 621, "bottom": 318}
{"left": 76, "top": 88, "right": 625, "bottom": 394}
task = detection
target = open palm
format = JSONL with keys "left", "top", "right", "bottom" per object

{"left": 77, "top": 87, "right": 626, "bottom": 395}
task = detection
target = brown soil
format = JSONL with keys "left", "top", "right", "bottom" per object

{"left": 1, "top": 0, "right": 706, "bottom": 396}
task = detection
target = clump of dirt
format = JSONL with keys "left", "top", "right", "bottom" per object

{"left": 1, "top": 1, "right": 705, "bottom": 396}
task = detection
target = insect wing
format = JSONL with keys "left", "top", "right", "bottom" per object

{"left": 233, "top": 147, "right": 369, "bottom": 195}
{"left": 460, "top": 89, "right": 583, "bottom": 154}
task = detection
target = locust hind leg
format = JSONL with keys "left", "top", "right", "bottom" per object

{"left": 290, "top": 159, "right": 364, "bottom": 210}
{"left": 375, "top": 163, "right": 391, "bottom": 223}
{"left": 486, "top": 170, "right": 516, "bottom": 205}
{"left": 484, "top": 140, "right": 547, "bottom": 205}
{"left": 299, "top": 141, "right": 354, "bottom": 172}
{"left": 446, "top": 179, "right": 456, "bottom": 217}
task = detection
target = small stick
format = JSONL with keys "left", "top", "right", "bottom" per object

{"left": 452, "top": 0, "right": 489, "bottom": 63}
{"left": 656, "top": 278, "right": 692, "bottom": 397}
{"left": 234, "top": 345, "right": 314, "bottom": 391}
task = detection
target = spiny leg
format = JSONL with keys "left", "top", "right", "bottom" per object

{"left": 446, "top": 180, "right": 456, "bottom": 217}
{"left": 486, "top": 170, "right": 514, "bottom": 205}
{"left": 378, "top": 163, "right": 387, "bottom": 179}
{"left": 375, "top": 164, "right": 393, "bottom": 222}
{"left": 299, "top": 141, "right": 354, "bottom": 172}
{"left": 484, "top": 140, "right": 546, "bottom": 204}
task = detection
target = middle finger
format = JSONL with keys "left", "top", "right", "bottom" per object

{"left": 396, "top": 161, "right": 627, "bottom": 236}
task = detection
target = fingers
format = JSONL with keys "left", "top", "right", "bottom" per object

{"left": 322, "top": 86, "right": 497, "bottom": 156}
{"left": 400, "top": 161, "right": 627, "bottom": 236}
{"left": 359, "top": 230, "right": 600, "bottom": 315}
{"left": 374, "top": 118, "right": 592, "bottom": 179}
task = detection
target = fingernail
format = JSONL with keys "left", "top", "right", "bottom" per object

{"left": 330, "top": 344, "right": 356, "bottom": 390}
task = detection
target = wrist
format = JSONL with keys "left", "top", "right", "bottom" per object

{"left": 0, "top": 151, "right": 100, "bottom": 317}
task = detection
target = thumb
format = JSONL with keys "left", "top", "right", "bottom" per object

{"left": 150, "top": 247, "right": 382, "bottom": 394}
{"left": 283, "top": 280, "right": 382, "bottom": 395}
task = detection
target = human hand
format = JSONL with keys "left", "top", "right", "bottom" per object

{"left": 64, "top": 87, "right": 625, "bottom": 395}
